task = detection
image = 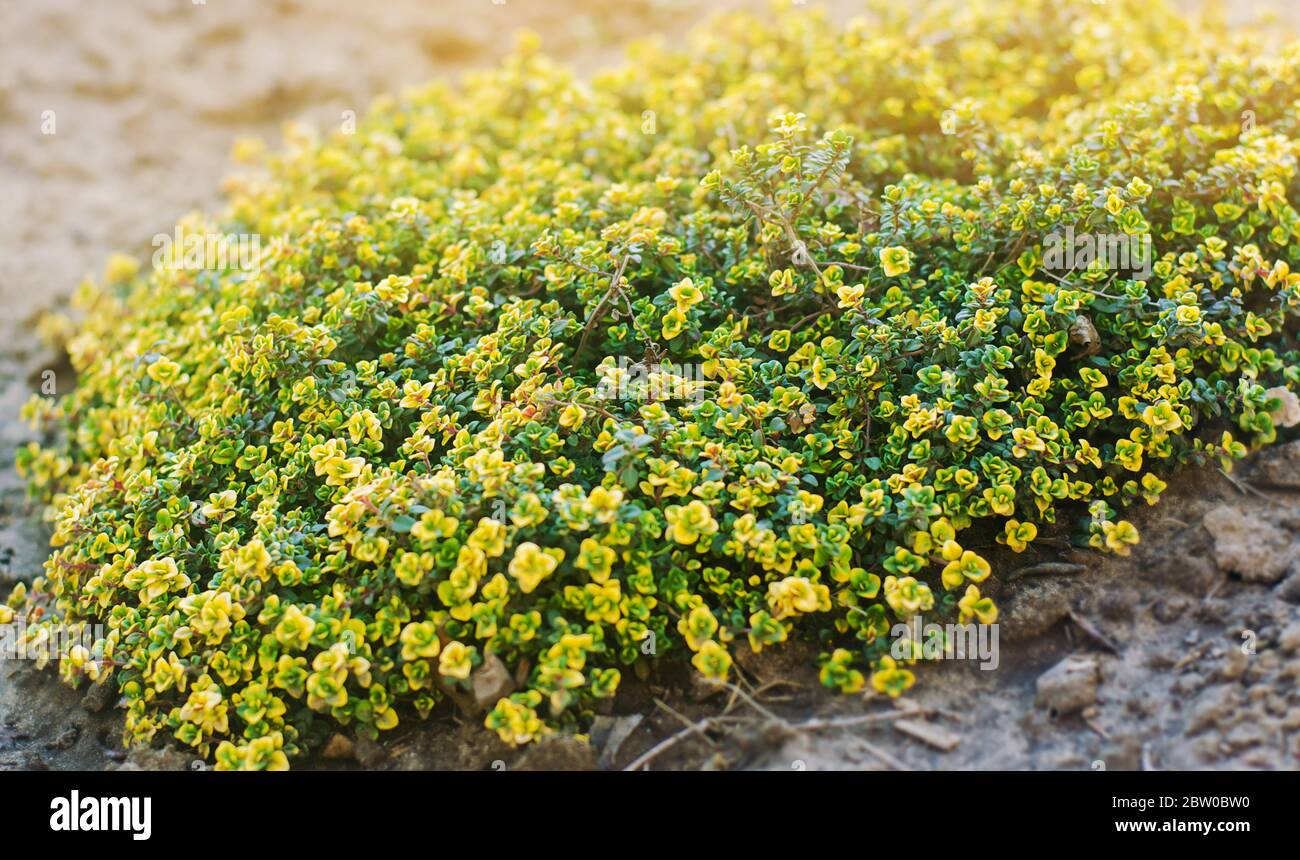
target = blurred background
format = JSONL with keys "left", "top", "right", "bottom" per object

{"left": 0, "top": 0, "right": 1291, "bottom": 319}
{"left": 0, "top": 0, "right": 848, "bottom": 320}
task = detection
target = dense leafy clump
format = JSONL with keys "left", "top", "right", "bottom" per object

{"left": 7, "top": 0, "right": 1300, "bottom": 769}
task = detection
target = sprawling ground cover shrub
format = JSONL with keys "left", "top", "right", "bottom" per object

{"left": 7, "top": 0, "right": 1300, "bottom": 768}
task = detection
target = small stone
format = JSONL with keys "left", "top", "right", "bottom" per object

{"left": 1145, "top": 553, "right": 1220, "bottom": 595}
{"left": 1151, "top": 596, "right": 1188, "bottom": 623}
{"left": 119, "top": 747, "right": 193, "bottom": 771}
{"left": 1187, "top": 686, "right": 1240, "bottom": 735}
{"left": 1000, "top": 580, "right": 1074, "bottom": 641}
{"left": 1251, "top": 440, "right": 1300, "bottom": 489}
{"left": 1096, "top": 592, "right": 1133, "bottom": 621}
{"left": 513, "top": 735, "right": 597, "bottom": 771}
{"left": 1236, "top": 749, "right": 1279, "bottom": 769}
{"left": 1050, "top": 752, "right": 1089, "bottom": 769}
{"left": 1224, "top": 722, "right": 1268, "bottom": 752}
{"left": 321, "top": 733, "right": 355, "bottom": 761}
{"left": 1202, "top": 506, "right": 1292, "bottom": 584}
{"left": 46, "top": 726, "right": 80, "bottom": 751}
{"left": 1276, "top": 569, "right": 1300, "bottom": 604}
{"left": 1219, "top": 646, "right": 1249, "bottom": 680}
{"left": 1252, "top": 651, "right": 1280, "bottom": 674}
{"left": 1126, "top": 695, "right": 1153, "bottom": 717}
{"left": 1035, "top": 654, "right": 1099, "bottom": 715}
{"left": 1069, "top": 315, "right": 1100, "bottom": 355}
{"left": 1285, "top": 657, "right": 1300, "bottom": 682}
{"left": 81, "top": 680, "right": 115, "bottom": 713}
{"left": 354, "top": 735, "right": 387, "bottom": 768}
{"left": 1197, "top": 599, "right": 1229, "bottom": 623}
{"left": 1191, "top": 735, "right": 1222, "bottom": 762}
{"left": 690, "top": 673, "right": 727, "bottom": 702}
{"left": 1279, "top": 621, "right": 1300, "bottom": 654}
{"left": 1149, "top": 653, "right": 1181, "bottom": 675}
{"left": 471, "top": 654, "right": 515, "bottom": 713}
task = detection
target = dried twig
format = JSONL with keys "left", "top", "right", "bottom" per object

{"left": 792, "top": 708, "right": 924, "bottom": 732}
{"left": 1218, "top": 468, "right": 1284, "bottom": 507}
{"left": 653, "top": 697, "right": 717, "bottom": 748}
{"left": 623, "top": 717, "right": 719, "bottom": 771}
{"left": 1067, "top": 609, "right": 1121, "bottom": 655}
{"left": 626, "top": 685, "right": 943, "bottom": 771}
{"left": 857, "top": 739, "right": 914, "bottom": 771}
{"left": 719, "top": 681, "right": 783, "bottom": 723}
{"left": 893, "top": 718, "right": 961, "bottom": 752}
{"left": 1084, "top": 714, "right": 1112, "bottom": 741}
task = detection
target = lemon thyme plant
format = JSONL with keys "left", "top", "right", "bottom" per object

{"left": 8, "top": 0, "right": 1300, "bottom": 769}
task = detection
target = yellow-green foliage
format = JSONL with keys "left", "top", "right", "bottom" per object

{"left": 8, "top": 0, "right": 1300, "bottom": 768}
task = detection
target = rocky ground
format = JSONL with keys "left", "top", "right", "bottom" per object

{"left": 1, "top": 0, "right": 1297, "bottom": 771}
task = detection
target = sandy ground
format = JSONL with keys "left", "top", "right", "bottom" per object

{"left": 2, "top": 0, "right": 820, "bottom": 324}
{"left": 1, "top": 0, "right": 1298, "bottom": 771}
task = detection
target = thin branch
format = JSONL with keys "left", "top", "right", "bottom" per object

{"left": 623, "top": 716, "right": 720, "bottom": 771}
{"left": 573, "top": 253, "right": 632, "bottom": 358}
{"left": 653, "top": 697, "right": 718, "bottom": 748}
